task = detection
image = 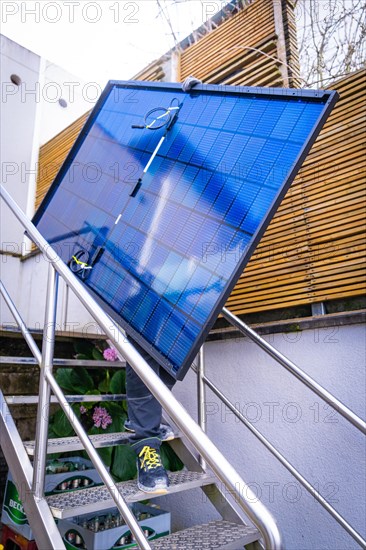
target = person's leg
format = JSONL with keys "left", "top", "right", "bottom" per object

{"left": 125, "top": 339, "right": 175, "bottom": 493}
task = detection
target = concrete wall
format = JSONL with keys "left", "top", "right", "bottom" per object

{"left": 156, "top": 322, "right": 366, "bottom": 550}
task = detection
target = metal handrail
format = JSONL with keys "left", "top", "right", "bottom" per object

{"left": 195, "top": 364, "right": 366, "bottom": 549}
{"left": 1, "top": 268, "right": 151, "bottom": 549}
{"left": 0, "top": 282, "right": 42, "bottom": 364}
{"left": 222, "top": 307, "right": 366, "bottom": 435}
{"left": 1, "top": 185, "right": 282, "bottom": 547}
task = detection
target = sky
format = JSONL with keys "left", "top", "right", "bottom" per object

{"left": 1, "top": 0, "right": 225, "bottom": 87}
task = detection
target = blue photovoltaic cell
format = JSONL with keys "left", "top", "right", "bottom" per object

{"left": 33, "top": 81, "right": 337, "bottom": 379}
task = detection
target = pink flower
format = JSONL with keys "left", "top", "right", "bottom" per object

{"left": 103, "top": 347, "right": 118, "bottom": 362}
{"left": 92, "top": 406, "right": 112, "bottom": 430}
{"left": 80, "top": 405, "right": 87, "bottom": 415}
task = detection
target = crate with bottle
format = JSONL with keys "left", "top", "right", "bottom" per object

{"left": 1, "top": 457, "right": 108, "bottom": 540}
{"left": 57, "top": 503, "right": 171, "bottom": 549}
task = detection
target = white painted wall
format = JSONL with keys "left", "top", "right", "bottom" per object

{"left": 0, "top": 35, "right": 99, "bottom": 326}
{"left": 0, "top": 34, "right": 41, "bottom": 250}
{"left": 155, "top": 323, "right": 366, "bottom": 550}
{"left": 39, "top": 61, "right": 97, "bottom": 146}
{"left": 0, "top": 34, "right": 97, "bottom": 254}
{"left": 0, "top": 252, "right": 96, "bottom": 332}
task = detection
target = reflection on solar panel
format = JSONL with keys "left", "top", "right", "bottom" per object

{"left": 33, "top": 81, "right": 337, "bottom": 379}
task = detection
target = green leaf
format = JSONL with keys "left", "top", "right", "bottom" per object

{"left": 92, "top": 348, "right": 104, "bottom": 361}
{"left": 111, "top": 445, "right": 136, "bottom": 481}
{"left": 72, "top": 368, "right": 95, "bottom": 393}
{"left": 98, "top": 370, "right": 110, "bottom": 393}
{"left": 56, "top": 367, "right": 94, "bottom": 394}
{"left": 51, "top": 409, "right": 74, "bottom": 438}
{"left": 160, "top": 443, "right": 184, "bottom": 472}
{"left": 110, "top": 370, "right": 126, "bottom": 394}
{"left": 74, "top": 340, "right": 94, "bottom": 357}
{"left": 95, "top": 445, "right": 113, "bottom": 467}
{"left": 47, "top": 425, "right": 59, "bottom": 439}
{"left": 55, "top": 369, "right": 76, "bottom": 393}
{"left": 103, "top": 402, "right": 126, "bottom": 430}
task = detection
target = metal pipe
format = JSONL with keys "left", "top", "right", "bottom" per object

{"left": 0, "top": 281, "right": 42, "bottom": 365}
{"left": 1, "top": 181, "right": 282, "bottom": 548}
{"left": 45, "top": 371, "right": 151, "bottom": 550}
{"left": 197, "top": 345, "right": 207, "bottom": 470}
{"left": 222, "top": 307, "right": 366, "bottom": 435}
{"left": 61, "top": 283, "right": 69, "bottom": 332}
{"left": 202, "top": 373, "right": 366, "bottom": 549}
{"left": 1, "top": 274, "right": 147, "bottom": 545}
{"left": 32, "top": 265, "right": 59, "bottom": 499}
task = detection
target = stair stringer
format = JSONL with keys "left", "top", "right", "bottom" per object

{"left": 0, "top": 389, "right": 66, "bottom": 550}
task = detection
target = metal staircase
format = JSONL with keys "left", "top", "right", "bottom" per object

{"left": 1, "top": 184, "right": 365, "bottom": 550}
{"left": 1, "top": 385, "right": 261, "bottom": 550}
{"left": 0, "top": 186, "right": 280, "bottom": 549}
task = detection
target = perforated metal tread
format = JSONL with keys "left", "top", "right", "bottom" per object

{"left": 25, "top": 428, "right": 179, "bottom": 455}
{"left": 24, "top": 431, "right": 131, "bottom": 455}
{"left": 47, "top": 470, "right": 216, "bottom": 519}
{"left": 151, "top": 520, "right": 260, "bottom": 549}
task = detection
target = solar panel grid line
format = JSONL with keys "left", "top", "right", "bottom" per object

{"left": 90, "top": 241, "right": 208, "bottom": 330}
{"left": 32, "top": 81, "right": 338, "bottom": 379}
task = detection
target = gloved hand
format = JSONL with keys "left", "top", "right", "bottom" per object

{"left": 182, "top": 75, "right": 202, "bottom": 92}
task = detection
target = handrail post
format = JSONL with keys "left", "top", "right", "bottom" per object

{"left": 32, "top": 264, "right": 59, "bottom": 498}
{"left": 197, "top": 345, "right": 207, "bottom": 470}
{"left": 61, "top": 283, "right": 69, "bottom": 332}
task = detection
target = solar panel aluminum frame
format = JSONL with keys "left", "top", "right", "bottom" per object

{"left": 32, "top": 81, "right": 338, "bottom": 380}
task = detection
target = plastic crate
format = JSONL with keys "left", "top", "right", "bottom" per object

{"left": 1, "top": 458, "right": 108, "bottom": 540}
{"left": 58, "top": 503, "right": 171, "bottom": 549}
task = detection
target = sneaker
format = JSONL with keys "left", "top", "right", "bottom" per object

{"left": 124, "top": 420, "right": 175, "bottom": 442}
{"left": 137, "top": 445, "right": 169, "bottom": 494}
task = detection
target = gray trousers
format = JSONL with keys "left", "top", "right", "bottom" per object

{"left": 126, "top": 338, "right": 175, "bottom": 455}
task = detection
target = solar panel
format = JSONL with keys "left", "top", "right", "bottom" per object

{"left": 33, "top": 81, "right": 337, "bottom": 379}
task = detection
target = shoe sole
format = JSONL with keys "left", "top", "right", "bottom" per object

{"left": 160, "top": 434, "right": 175, "bottom": 442}
{"left": 125, "top": 425, "right": 175, "bottom": 442}
{"left": 137, "top": 482, "right": 169, "bottom": 495}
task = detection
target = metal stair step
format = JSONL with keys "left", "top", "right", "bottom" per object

{"left": 6, "top": 394, "right": 126, "bottom": 405}
{"left": 24, "top": 431, "right": 132, "bottom": 455}
{"left": 150, "top": 520, "right": 260, "bottom": 549}
{"left": 46, "top": 470, "right": 216, "bottom": 519}
{"left": 0, "top": 356, "right": 126, "bottom": 368}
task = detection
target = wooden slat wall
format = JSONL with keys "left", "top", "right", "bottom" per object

{"left": 133, "top": 57, "right": 166, "bottom": 82}
{"left": 179, "top": 0, "right": 283, "bottom": 86}
{"left": 227, "top": 69, "right": 366, "bottom": 314}
{"left": 35, "top": 0, "right": 365, "bottom": 313}
{"left": 35, "top": 112, "right": 89, "bottom": 211}
{"left": 281, "top": 0, "right": 301, "bottom": 87}
{"left": 36, "top": 0, "right": 291, "bottom": 212}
